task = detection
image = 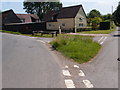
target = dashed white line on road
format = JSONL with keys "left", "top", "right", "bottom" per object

{"left": 73, "top": 65, "right": 79, "bottom": 68}
{"left": 83, "top": 80, "right": 94, "bottom": 88}
{"left": 78, "top": 70, "right": 85, "bottom": 76}
{"left": 98, "top": 36, "right": 104, "bottom": 43}
{"left": 65, "top": 79, "right": 75, "bottom": 88}
{"left": 100, "top": 37, "right": 107, "bottom": 45}
{"left": 62, "top": 70, "right": 71, "bottom": 76}
{"left": 65, "top": 65, "right": 68, "bottom": 69}
{"left": 36, "top": 40, "right": 45, "bottom": 43}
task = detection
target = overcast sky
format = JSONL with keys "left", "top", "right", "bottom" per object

{"left": 0, "top": 0, "right": 119, "bottom": 15}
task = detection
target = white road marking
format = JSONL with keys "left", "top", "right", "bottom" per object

{"left": 83, "top": 80, "right": 94, "bottom": 88}
{"left": 98, "top": 36, "right": 104, "bottom": 43}
{"left": 47, "top": 41, "right": 50, "bottom": 43}
{"left": 65, "top": 65, "right": 68, "bottom": 69}
{"left": 62, "top": 70, "right": 71, "bottom": 76}
{"left": 78, "top": 70, "right": 85, "bottom": 76}
{"left": 29, "top": 37, "right": 36, "bottom": 39}
{"left": 36, "top": 40, "right": 45, "bottom": 43}
{"left": 65, "top": 79, "right": 75, "bottom": 88}
{"left": 73, "top": 65, "right": 79, "bottom": 68}
{"left": 100, "top": 37, "right": 107, "bottom": 45}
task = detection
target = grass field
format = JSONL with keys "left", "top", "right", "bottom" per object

{"left": 78, "top": 29, "right": 115, "bottom": 34}
{"left": 50, "top": 35, "right": 101, "bottom": 64}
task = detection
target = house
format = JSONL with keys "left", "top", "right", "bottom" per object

{"left": 2, "top": 9, "right": 44, "bottom": 33}
{"left": 16, "top": 14, "right": 41, "bottom": 23}
{"left": 2, "top": 9, "right": 21, "bottom": 25}
{"left": 2, "top": 9, "right": 41, "bottom": 24}
{"left": 42, "top": 5, "right": 87, "bottom": 32}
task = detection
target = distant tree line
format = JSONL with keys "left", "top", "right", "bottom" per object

{"left": 87, "top": 9, "right": 113, "bottom": 29}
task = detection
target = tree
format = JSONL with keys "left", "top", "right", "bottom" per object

{"left": 23, "top": 2, "right": 62, "bottom": 20}
{"left": 113, "top": 2, "right": 120, "bottom": 26}
{"left": 102, "top": 14, "right": 112, "bottom": 21}
{"left": 87, "top": 9, "right": 102, "bottom": 27}
{"left": 91, "top": 17, "right": 102, "bottom": 30}
{"left": 87, "top": 9, "right": 101, "bottom": 18}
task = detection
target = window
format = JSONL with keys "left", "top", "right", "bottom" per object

{"left": 21, "top": 19, "right": 25, "bottom": 22}
{"left": 36, "top": 19, "right": 39, "bottom": 22}
{"left": 51, "top": 17, "right": 54, "bottom": 20}
{"left": 49, "top": 24, "right": 51, "bottom": 26}
{"left": 79, "top": 18, "right": 83, "bottom": 22}
{"left": 79, "top": 23, "right": 83, "bottom": 27}
{"left": 62, "top": 23, "right": 65, "bottom": 26}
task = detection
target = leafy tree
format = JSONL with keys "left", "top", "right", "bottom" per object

{"left": 113, "top": 2, "right": 120, "bottom": 26}
{"left": 87, "top": 9, "right": 101, "bottom": 18}
{"left": 102, "top": 14, "right": 112, "bottom": 21}
{"left": 23, "top": 2, "right": 62, "bottom": 20}
{"left": 87, "top": 9, "right": 102, "bottom": 27}
{"left": 91, "top": 17, "right": 102, "bottom": 30}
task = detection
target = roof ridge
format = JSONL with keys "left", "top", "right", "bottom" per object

{"left": 2, "top": 9, "right": 13, "bottom": 13}
{"left": 62, "top": 4, "right": 82, "bottom": 9}
{"left": 16, "top": 14, "right": 37, "bottom": 15}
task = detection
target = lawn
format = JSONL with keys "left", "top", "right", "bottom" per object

{"left": 78, "top": 29, "right": 115, "bottom": 34}
{"left": 50, "top": 34, "right": 101, "bottom": 64}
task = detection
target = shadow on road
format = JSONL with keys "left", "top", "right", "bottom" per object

{"left": 113, "top": 35, "right": 120, "bottom": 37}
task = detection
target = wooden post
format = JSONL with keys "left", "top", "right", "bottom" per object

{"left": 59, "top": 26, "right": 61, "bottom": 34}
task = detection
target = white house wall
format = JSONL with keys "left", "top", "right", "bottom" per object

{"left": 57, "top": 18, "right": 74, "bottom": 30}
{"left": 47, "top": 22, "right": 58, "bottom": 30}
{"left": 47, "top": 18, "right": 74, "bottom": 30}
{"left": 75, "top": 7, "right": 87, "bottom": 29}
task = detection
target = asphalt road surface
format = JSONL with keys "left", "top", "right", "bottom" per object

{"left": 57, "top": 29, "right": 119, "bottom": 88}
{"left": 80, "top": 31, "right": 118, "bottom": 88}
{"left": 2, "top": 28, "right": 119, "bottom": 88}
{"left": 64, "top": 30, "right": 119, "bottom": 88}
{"left": 2, "top": 33, "right": 65, "bottom": 88}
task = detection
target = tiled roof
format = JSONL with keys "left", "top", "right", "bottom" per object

{"left": 16, "top": 14, "right": 40, "bottom": 22}
{"left": 42, "top": 5, "right": 82, "bottom": 22}
{"left": 2, "top": 9, "right": 21, "bottom": 24}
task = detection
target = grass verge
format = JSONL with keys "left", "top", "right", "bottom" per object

{"left": 78, "top": 29, "right": 115, "bottom": 34}
{"left": 0, "top": 30, "right": 54, "bottom": 38}
{"left": 50, "top": 35, "right": 101, "bottom": 64}
{"left": 0, "top": 30, "right": 21, "bottom": 35}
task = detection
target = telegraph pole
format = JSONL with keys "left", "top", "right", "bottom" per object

{"left": 111, "top": 6, "right": 114, "bottom": 29}
{"left": 112, "top": 6, "right": 113, "bottom": 14}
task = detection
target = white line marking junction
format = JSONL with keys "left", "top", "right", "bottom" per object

{"left": 78, "top": 70, "right": 85, "bottom": 76}
{"left": 62, "top": 70, "right": 71, "bottom": 76}
{"left": 73, "top": 65, "right": 79, "bottom": 68}
{"left": 98, "top": 36, "right": 104, "bottom": 43}
{"left": 100, "top": 37, "right": 107, "bottom": 45}
{"left": 65, "top": 65, "right": 68, "bottom": 69}
{"left": 65, "top": 79, "right": 75, "bottom": 88}
{"left": 36, "top": 40, "right": 45, "bottom": 43}
{"left": 83, "top": 80, "right": 94, "bottom": 88}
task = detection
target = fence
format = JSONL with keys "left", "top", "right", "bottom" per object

{"left": 3, "top": 22, "right": 46, "bottom": 34}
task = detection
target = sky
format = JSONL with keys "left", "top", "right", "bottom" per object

{"left": 0, "top": 0, "right": 119, "bottom": 15}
